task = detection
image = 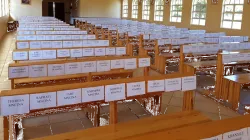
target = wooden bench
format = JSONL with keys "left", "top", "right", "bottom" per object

{"left": 32, "top": 111, "right": 211, "bottom": 140}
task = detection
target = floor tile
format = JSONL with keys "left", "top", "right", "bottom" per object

{"left": 118, "top": 111, "right": 138, "bottom": 123}
{"left": 51, "top": 120, "right": 84, "bottom": 135}
{"left": 202, "top": 111, "right": 220, "bottom": 120}
{"left": 164, "top": 106, "right": 182, "bottom": 114}
{"left": 126, "top": 102, "right": 148, "bottom": 115}
{"left": 49, "top": 112, "right": 79, "bottom": 124}
{"left": 169, "top": 97, "right": 183, "bottom": 107}
{"left": 23, "top": 125, "right": 51, "bottom": 139}
{"left": 161, "top": 94, "right": 173, "bottom": 105}
{"left": 218, "top": 105, "right": 240, "bottom": 117}
{"left": 23, "top": 116, "right": 49, "bottom": 128}
{"left": 81, "top": 119, "right": 94, "bottom": 129}
{"left": 76, "top": 110, "right": 89, "bottom": 120}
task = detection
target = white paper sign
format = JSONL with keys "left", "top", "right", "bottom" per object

{"left": 72, "top": 41, "right": 82, "bottom": 47}
{"left": 201, "top": 135, "right": 222, "bottom": 140}
{"left": 42, "top": 50, "right": 56, "bottom": 60}
{"left": 82, "top": 48, "right": 94, "bottom": 56}
{"left": 30, "top": 92, "right": 57, "bottom": 110}
{"left": 127, "top": 81, "right": 146, "bottom": 97}
{"left": 13, "top": 51, "right": 28, "bottom": 60}
{"left": 97, "top": 60, "right": 111, "bottom": 72}
{"left": 30, "top": 41, "right": 41, "bottom": 49}
{"left": 223, "top": 128, "right": 248, "bottom": 140}
{"left": 9, "top": 66, "right": 29, "bottom": 78}
{"left": 57, "top": 89, "right": 82, "bottom": 106}
{"left": 165, "top": 78, "right": 181, "bottom": 92}
{"left": 148, "top": 80, "right": 165, "bottom": 92}
{"left": 29, "top": 65, "right": 47, "bottom": 77}
{"left": 63, "top": 41, "right": 73, "bottom": 48}
{"left": 29, "top": 50, "right": 43, "bottom": 60}
{"left": 36, "top": 35, "right": 46, "bottom": 40}
{"left": 82, "top": 86, "right": 104, "bottom": 103}
{"left": 116, "top": 47, "right": 126, "bottom": 55}
{"left": 124, "top": 58, "right": 137, "bottom": 70}
{"left": 70, "top": 49, "right": 83, "bottom": 58}
{"left": 17, "top": 42, "right": 29, "bottom": 49}
{"left": 222, "top": 54, "right": 232, "bottom": 64}
{"left": 57, "top": 49, "right": 70, "bottom": 57}
{"left": 82, "top": 61, "right": 97, "bottom": 73}
{"left": 139, "top": 58, "right": 150, "bottom": 67}
{"left": 105, "top": 83, "right": 126, "bottom": 102}
{"left": 95, "top": 48, "right": 106, "bottom": 56}
{"left": 182, "top": 76, "right": 197, "bottom": 91}
{"left": 48, "top": 64, "right": 65, "bottom": 76}
{"left": 111, "top": 59, "right": 124, "bottom": 69}
{"left": 41, "top": 41, "right": 52, "bottom": 48}
{"left": 65, "top": 62, "right": 82, "bottom": 74}
{"left": 51, "top": 41, "right": 62, "bottom": 48}
{"left": 106, "top": 48, "right": 116, "bottom": 55}
{"left": 1, "top": 95, "right": 30, "bottom": 116}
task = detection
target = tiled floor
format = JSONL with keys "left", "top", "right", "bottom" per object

{"left": 0, "top": 32, "right": 241, "bottom": 139}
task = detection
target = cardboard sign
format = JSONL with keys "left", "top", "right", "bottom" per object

{"left": 72, "top": 41, "right": 83, "bottom": 47}
{"left": 106, "top": 48, "right": 116, "bottom": 55}
{"left": 17, "top": 42, "right": 29, "bottom": 49}
{"left": 57, "top": 88, "right": 82, "bottom": 106}
{"left": 111, "top": 59, "right": 124, "bottom": 69}
{"left": 201, "top": 135, "right": 222, "bottom": 140}
{"left": 29, "top": 50, "right": 43, "bottom": 60}
{"left": 124, "top": 58, "right": 137, "bottom": 70}
{"left": 41, "top": 41, "right": 52, "bottom": 48}
{"left": 97, "top": 60, "right": 111, "bottom": 72}
{"left": 165, "top": 78, "right": 181, "bottom": 92}
{"left": 82, "top": 61, "right": 97, "bottom": 73}
{"left": 182, "top": 76, "right": 196, "bottom": 91}
{"left": 147, "top": 80, "right": 165, "bottom": 92}
{"left": 82, "top": 86, "right": 105, "bottom": 103}
{"left": 48, "top": 64, "right": 65, "bottom": 76}
{"left": 30, "top": 92, "right": 57, "bottom": 110}
{"left": 105, "top": 83, "right": 126, "bottom": 102}
{"left": 29, "top": 65, "right": 47, "bottom": 77}
{"left": 95, "top": 48, "right": 106, "bottom": 56}
{"left": 30, "top": 41, "right": 41, "bottom": 49}
{"left": 65, "top": 62, "right": 82, "bottom": 74}
{"left": 116, "top": 47, "right": 126, "bottom": 55}
{"left": 139, "top": 58, "right": 150, "bottom": 67}
{"left": 13, "top": 51, "right": 28, "bottom": 60}
{"left": 82, "top": 48, "right": 94, "bottom": 56}
{"left": 1, "top": 95, "right": 30, "bottom": 116}
{"left": 70, "top": 48, "right": 83, "bottom": 58}
{"left": 57, "top": 49, "right": 70, "bottom": 58}
{"left": 9, "top": 66, "right": 29, "bottom": 78}
{"left": 223, "top": 128, "right": 248, "bottom": 140}
{"left": 127, "top": 81, "right": 146, "bottom": 97}
{"left": 51, "top": 41, "right": 63, "bottom": 48}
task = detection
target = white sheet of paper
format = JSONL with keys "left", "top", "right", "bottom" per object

{"left": 41, "top": 41, "right": 52, "bottom": 48}
{"left": 36, "top": 35, "right": 46, "bottom": 40}
{"left": 139, "top": 58, "right": 150, "bottom": 67}
{"left": 223, "top": 128, "right": 248, "bottom": 140}
{"left": 82, "top": 61, "right": 97, "bottom": 73}
{"left": 72, "top": 41, "right": 82, "bottom": 47}
{"left": 71, "top": 35, "right": 81, "bottom": 40}
{"left": 222, "top": 54, "right": 232, "bottom": 64}
{"left": 147, "top": 80, "right": 165, "bottom": 92}
{"left": 42, "top": 50, "right": 56, "bottom": 60}
{"left": 45, "top": 35, "right": 55, "bottom": 41}
{"left": 97, "top": 60, "right": 111, "bottom": 72}
{"left": 82, "top": 48, "right": 94, "bottom": 56}
{"left": 201, "top": 135, "right": 222, "bottom": 140}
{"left": 105, "top": 83, "right": 126, "bottom": 102}
{"left": 48, "top": 64, "right": 65, "bottom": 76}
{"left": 95, "top": 48, "right": 106, "bottom": 56}
{"left": 51, "top": 41, "right": 63, "bottom": 48}
{"left": 165, "top": 78, "right": 181, "bottom": 92}
{"left": 158, "top": 39, "right": 165, "bottom": 45}
{"left": 111, "top": 59, "right": 124, "bottom": 69}
{"left": 26, "top": 35, "right": 37, "bottom": 40}
{"left": 127, "top": 81, "right": 145, "bottom": 97}
{"left": 65, "top": 62, "right": 82, "bottom": 74}
{"left": 17, "top": 36, "right": 27, "bottom": 41}
{"left": 182, "top": 76, "right": 197, "bottom": 91}
{"left": 87, "top": 35, "right": 96, "bottom": 39}
{"left": 57, "top": 88, "right": 82, "bottom": 106}
{"left": 29, "top": 65, "right": 47, "bottom": 77}
{"left": 124, "top": 58, "right": 137, "bottom": 70}
{"left": 57, "top": 49, "right": 70, "bottom": 58}
{"left": 82, "top": 86, "right": 105, "bottom": 103}
{"left": 70, "top": 48, "right": 83, "bottom": 58}
{"left": 29, "top": 50, "right": 43, "bottom": 60}
{"left": 30, "top": 41, "right": 41, "bottom": 49}
{"left": 62, "top": 35, "right": 72, "bottom": 40}
{"left": 116, "top": 47, "right": 126, "bottom": 55}
{"left": 99, "top": 40, "right": 109, "bottom": 46}
{"left": 106, "top": 48, "right": 116, "bottom": 55}
{"left": 9, "top": 66, "right": 29, "bottom": 78}
{"left": 30, "top": 92, "right": 57, "bottom": 110}
{"left": 54, "top": 35, "right": 63, "bottom": 40}
{"left": 63, "top": 41, "right": 73, "bottom": 48}
{"left": 17, "top": 42, "right": 29, "bottom": 49}
{"left": 1, "top": 95, "right": 29, "bottom": 116}
{"left": 13, "top": 51, "right": 28, "bottom": 60}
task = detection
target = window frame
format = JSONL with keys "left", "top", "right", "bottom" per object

{"left": 142, "top": 0, "right": 150, "bottom": 20}
{"left": 190, "top": 0, "right": 207, "bottom": 26}
{"left": 170, "top": 0, "right": 183, "bottom": 23}
{"left": 132, "top": 0, "right": 138, "bottom": 19}
{"left": 154, "top": 0, "right": 164, "bottom": 21}
{"left": 122, "top": 0, "right": 129, "bottom": 18}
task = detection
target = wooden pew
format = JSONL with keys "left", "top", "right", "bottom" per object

{"left": 32, "top": 111, "right": 211, "bottom": 140}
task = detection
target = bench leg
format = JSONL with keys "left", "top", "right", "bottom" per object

{"left": 183, "top": 91, "right": 194, "bottom": 111}
{"left": 109, "top": 101, "right": 117, "bottom": 124}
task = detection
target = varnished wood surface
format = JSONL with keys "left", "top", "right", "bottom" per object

{"left": 224, "top": 73, "right": 250, "bottom": 84}
{"left": 185, "top": 60, "right": 217, "bottom": 68}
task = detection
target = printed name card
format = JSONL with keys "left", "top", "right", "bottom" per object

{"left": 201, "top": 135, "right": 222, "bottom": 140}
{"left": 57, "top": 49, "right": 70, "bottom": 58}
{"left": 147, "top": 80, "right": 165, "bottom": 92}
{"left": 29, "top": 50, "right": 43, "bottom": 60}
{"left": 116, "top": 47, "right": 126, "bottom": 55}
{"left": 65, "top": 62, "right": 82, "bottom": 74}
{"left": 1, "top": 95, "right": 30, "bottom": 116}
{"left": 72, "top": 41, "right": 82, "bottom": 47}
{"left": 111, "top": 59, "right": 124, "bottom": 69}
{"left": 17, "top": 36, "right": 27, "bottom": 41}
{"left": 82, "top": 86, "right": 105, "bottom": 103}
{"left": 57, "top": 89, "right": 81, "bottom": 106}
{"left": 83, "top": 48, "right": 94, "bottom": 56}
{"left": 48, "top": 64, "right": 65, "bottom": 76}
{"left": 30, "top": 92, "right": 57, "bottom": 110}
{"left": 41, "top": 41, "right": 52, "bottom": 48}
{"left": 30, "top": 41, "right": 41, "bottom": 49}
{"left": 97, "top": 60, "right": 111, "bottom": 72}
{"left": 95, "top": 48, "right": 106, "bottom": 56}
{"left": 9, "top": 66, "right": 29, "bottom": 78}
{"left": 182, "top": 76, "right": 196, "bottom": 91}
{"left": 70, "top": 49, "right": 83, "bottom": 57}
{"left": 29, "top": 65, "right": 47, "bottom": 77}
{"left": 17, "top": 42, "right": 29, "bottom": 49}
{"left": 51, "top": 41, "right": 62, "bottom": 48}
{"left": 105, "top": 83, "right": 126, "bottom": 102}
{"left": 63, "top": 41, "right": 73, "bottom": 48}
{"left": 223, "top": 128, "right": 248, "bottom": 140}
{"left": 124, "top": 58, "right": 137, "bottom": 70}
{"left": 139, "top": 58, "right": 150, "bottom": 67}
{"left": 82, "top": 61, "right": 97, "bottom": 73}
{"left": 165, "top": 78, "right": 182, "bottom": 92}
{"left": 127, "top": 81, "right": 146, "bottom": 97}
{"left": 13, "top": 51, "right": 28, "bottom": 60}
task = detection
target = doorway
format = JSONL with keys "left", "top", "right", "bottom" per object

{"left": 48, "top": 2, "right": 65, "bottom": 22}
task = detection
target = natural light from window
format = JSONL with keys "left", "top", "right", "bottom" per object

{"left": 123, "top": 0, "right": 128, "bottom": 18}
{"left": 142, "top": 0, "right": 150, "bottom": 20}
{"left": 132, "top": 0, "right": 138, "bottom": 19}
{"left": 191, "top": 0, "right": 207, "bottom": 26}
{"left": 170, "top": 0, "right": 183, "bottom": 22}
{"left": 154, "top": 0, "right": 164, "bottom": 21}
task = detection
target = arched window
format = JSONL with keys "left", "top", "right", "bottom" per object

{"left": 132, "top": 0, "right": 138, "bottom": 19}
{"left": 154, "top": 0, "right": 164, "bottom": 21}
{"left": 123, "top": 0, "right": 128, "bottom": 18}
{"left": 191, "top": 0, "right": 207, "bottom": 25}
{"left": 5, "top": 0, "right": 8, "bottom": 15}
{"left": 170, "top": 0, "right": 183, "bottom": 22}
{"left": 142, "top": 0, "right": 150, "bottom": 20}
{"left": 221, "top": 0, "right": 244, "bottom": 29}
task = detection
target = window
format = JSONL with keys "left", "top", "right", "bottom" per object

{"left": 170, "top": 0, "right": 183, "bottom": 22}
{"left": 0, "top": 0, "right": 8, "bottom": 17}
{"left": 221, "top": 0, "right": 244, "bottom": 29}
{"left": 142, "top": 0, "right": 150, "bottom": 20}
{"left": 123, "top": 0, "right": 129, "bottom": 18}
{"left": 132, "top": 0, "right": 138, "bottom": 19}
{"left": 191, "top": 0, "right": 207, "bottom": 26}
{"left": 154, "top": 0, "right": 164, "bottom": 21}
{"left": 5, "top": 0, "right": 9, "bottom": 15}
